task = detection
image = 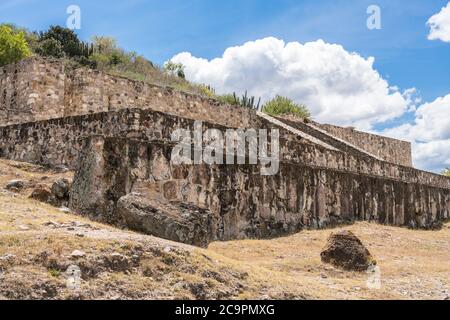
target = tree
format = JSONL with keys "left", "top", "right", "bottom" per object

{"left": 35, "top": 38, "right": 64, "bottom": 58}
{"left": 443, "top": 168, "right": 450, "bottom": 177}
{"left": 108, "top": 52, "right": 124, "bottom": 66}
{"left": 39, "top": 26, "right": 82, "bottom": 57}
{"left": 0, "top": 25, "right": 31, "bottom": 66}
{"left": 90, "top": 36, "right": 130, "bottom": 69}
{"left": 164, "top": 61, "right": 185, "bottom": 79}
{"left": 1, "top": 23, "right": 39, "bottom": 51}
{"left": 262, "top": 95, "right": 310, "bottom": 119}
{"left": 91, "top": 36, "right": 118, "bottom": 54}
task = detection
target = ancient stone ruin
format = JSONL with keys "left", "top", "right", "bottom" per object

{"left": 1, "top": 57, "right": 449, "bottom": 247}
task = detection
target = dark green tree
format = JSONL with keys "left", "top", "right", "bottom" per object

{"left": 39, "top": 26, "right": 82, "bottom": 57}
{"left": 35, "top": 38, "right": 64, "bottom": 58}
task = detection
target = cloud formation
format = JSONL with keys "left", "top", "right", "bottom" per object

{"left": 171, "top": 37, "right": 448, "bottom": 173}
{"left": 171, "top": 37, "right": 412, "bottom": 130}
{"left": 427, "top": 2, "right": 450, "bottom": 42}
{"left": 382, "top": 94, "right": 450, "bottom": 173}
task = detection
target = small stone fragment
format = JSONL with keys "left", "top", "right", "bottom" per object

{"left": 5, "top": 180, "right": 25, "bottom": 192}
{"left": 70, "top": 250, "right": 86, "bottom": 258}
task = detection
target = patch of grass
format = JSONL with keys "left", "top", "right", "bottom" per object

{"left": 0, "top": 236, "right": 22, "bottom": 248}
{"left": 215, "top": 92, "right": 261, "bottom": 110}
{"left": 262, "top": 95, "right": 310, "bottom": 119}
{"left": 48, "top": 268, "right": 61, "bottom": 278}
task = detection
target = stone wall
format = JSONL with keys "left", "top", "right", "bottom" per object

{"left": 0, "top": 57, "right": 413, "bottom": 166}
{"left": 1, "top": 58, "right": 449, "bottom": 245}
{"left": 1, "top": 106, "right": 449, "bottom": 244}
{"left": 0, "top": 57, "right": 256, "bottom": 128}
{"left": 0, "top": 57, "right": 65, "bottom": 125}
{"left": 1, "top": 108, "right": 449, "bottom": 190}
{"left": 316, "top": 123, "right": 413, "bottom": 167}
{"left": 0, "top": 108, "right": 259, "bottom": 169}
{"left": 69, "top": 136, "right": 450, "bottom": 244}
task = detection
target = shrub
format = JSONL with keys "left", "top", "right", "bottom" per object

{"left": 90, "top": 36, "right": 134, "bottom": 70}
{"left": 108, "top": 52, "right": 125, "bottom": 66}
{"left": 234, "top": 91, "right": 261, "bottom": 110}
{"left": 217, "top": 94, "right": 238, "bottom": 105}
{"left": 217, "top": 92, "right": 261, "bottom": 110}
{"left": 443, "top": 168, "right": 450, "bottom": 177}
{"left": 35, "top": 26, "right": 93, "bottom": 68}
{"left": 164, "top": 61, "right": 185, "bottom": 79}
{"left": 0, "top": 25, "right": 31, "bottom": 66}
{"left": 35, "top": 38, "right": 64, "bottom": 58}
{"left": 1, "top": 23, "right": 39, "bottom": 52}
{"left": 91, "top": 36, "right": 117, "bottom": 55}
{"left": 197, "top": 84, "right": 216, "bottom": 98}
{"left": 129, "top": 54, "right": 155, "bottom": 74}
{"left": 262, "top": 95, "right": 310, "bottom": 119}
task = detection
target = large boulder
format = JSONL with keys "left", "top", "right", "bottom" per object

{"left": 30, "top": 187, "right": 52, "bottom": 203}
{"left": 320, "top": 230, "right": 376, "bottom": 272}
{"left": 51, "top": 178, "right": 70, "bottom": 200}
{"left": 116, "top": 194, "right": 214, "bottom": 248}
{"left": 30, "top": 179, "right": 72, "bottom": 207}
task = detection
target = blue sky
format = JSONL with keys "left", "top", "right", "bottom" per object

{"left": 1, "top": 0, "right": 449, "bottom": 171}
{"left": 0, "top": 0, "right": 448, "bottom": 100}
{"left": 1, "top": 0, "right": 448, "bottom": 103}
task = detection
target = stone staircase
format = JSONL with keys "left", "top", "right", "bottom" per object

{"left": 257, "top": 112, "right": 384, "bottom": 162}
{"left": 256, "top": 112, "right": 339, "bottom": 151}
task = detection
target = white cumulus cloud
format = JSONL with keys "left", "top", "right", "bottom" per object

{"left": 382, "top": 94, "right": 450, "bottom": 173}
{"left": 171, "top": 37, "right": 412, "bottom": 130}
{"left": 427, "top": 2, "right": 450, "bottom": 42}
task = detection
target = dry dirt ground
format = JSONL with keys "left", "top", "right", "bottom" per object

{"left": 0, "top": 159, "right": 448, "bottom": 300}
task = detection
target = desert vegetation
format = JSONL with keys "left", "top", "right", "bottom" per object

{"left": 0, "top": 25, "right": 31, "bottom": 66}
{"left": 0, "top": 24, "right": 210, "bottom": 96}
{"left": 443, "top": 168, "right": 450, "bottom": 177}
{"left": 262, "top": 95, "right": 311, "bottom": 119}
{"left": 0, "top": 23, "right": 310, "bottom": 118}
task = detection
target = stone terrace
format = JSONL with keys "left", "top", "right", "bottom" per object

{"left": 0, "top": 57, "right": 449, "bottom": 245}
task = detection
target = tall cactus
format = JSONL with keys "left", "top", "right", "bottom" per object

{"left": 230, "top": 91, "right": 261, "bottom": 110}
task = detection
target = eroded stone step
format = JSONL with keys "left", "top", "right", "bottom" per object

{"left": 256, "top": 112, "right": 339, "bottom": 151}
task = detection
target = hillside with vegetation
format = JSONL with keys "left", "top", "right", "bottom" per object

{"left": 0, "top": 24, "right": 310, "bottom": 120}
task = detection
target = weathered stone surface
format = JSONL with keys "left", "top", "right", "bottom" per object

{"left": 68, "top": 136, "right": 450, "bottom": 244}
{"left": 116, "top": 194, "right": 213, "bottom": 248}
{"left": 69, "top": 136, "right": 115, "bottom": 222}
{"left": 0, "top": 57, "right": 254, "bottom": 128}
{"left": 70, "top": 250, "right": 86, "bottom": 258}
{"left": 316, "top": 122, "right": 413, "bottom": 167}
{"left": 1, "top": 57, "right": 450, "bottom": 247}
{"left": 321, "top": 231, "right": 376, "bottom": 271}
{"left": 1, "top": 107, "right": 449, "bottom": 193}
{"left": 53, "top": 165, "right": 69, "bottom": 173}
